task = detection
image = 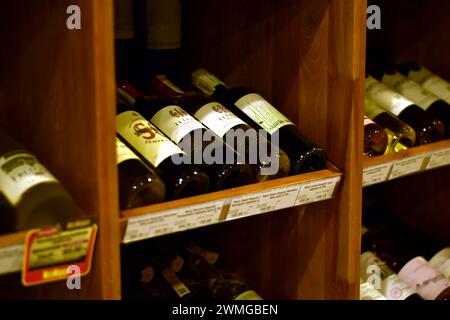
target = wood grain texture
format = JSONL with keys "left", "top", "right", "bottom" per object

{"left": 184, "top": 0, "right": 365, "bottom": 299}
{"left": 0, "top": 0, "right": 121, "bottom": 299}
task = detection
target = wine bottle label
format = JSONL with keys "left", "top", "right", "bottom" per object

{"left": 365, "top": 76, "right": 414, "bottom": 116}
{"left": 116, "top": 111, "right": 184, "bottom": 167}
{"left": 408, "top": 67, "right": 450, "bottom": 104}
{"left": 234, "top": 290, "right": 263, "bottom": 300}
{"left": 382, "top": 73, "right": 440, "bottom": 110}
{"left": 116, "top": 138, "right": 140, "bottom": 164}
{"left": 360, "top": 281, "right": 387, "bottom": 300}
{"left": 194, "top": 102, "right": 246, "bottom": 138}
{"left": 161, "top": 269, "right": 191, "bottom": 298}
{"left": 146, "top": 0, "right": 181, "bottom": 49}
{"left": 114, "top": 0, "right": 135, "bottom": 40}
{"left": 364, "top": 116, "right": 376, "bottom": 126}
{"left": 150, "top": 106, "right": 206, "bottom": 144}
{"left": 0, "top": 152, "right": 58, "bottom": 206}
{"left": 361, "top": 252, "right": 417, "bottom": 300}
{"left": 365, "top": 95, "right": 387, "bottom": 119}
{"left": 429, "top": 248, "right": 450, "bottom": 279}
{"left": 192, "top": 69, "right": 227, "bottom": 96}
{"left": 234, "top": 93, "right": 294, "bottom": 134}
{"left": 398, "top": 256, "right": 450, "bottom": 300}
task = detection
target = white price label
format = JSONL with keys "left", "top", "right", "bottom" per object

{"left": 389, "top": 155, "right": 426, "bottom": 180}
{"left": 363, "top": 163, "right": 393, "bottom": 187}
{"left": 173, "top": 201, "right": 223, "bottom": 232}
{"left": 123, "top": 210, "right": 178, "bottom": 243}
{"left": 295, "top": 177, "right": 339, "bottom": 206}
{"left": 426, "top": 148, "right": 450, "bottom": 170}
{"left": 257, "top": 185, "right": 302, "bottom": 214}
{"left": 226, "top": 194, "right": 262, "bottom": 221}
{"left": 0, "top": 244, "right": 24, "bottom": 275}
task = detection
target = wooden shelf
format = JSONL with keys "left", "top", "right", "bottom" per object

{"left": 120, "top": 164, "right": 342, "bottom": 243}
{"left": 363, "top": 140, "right": 450, "bottom": 187}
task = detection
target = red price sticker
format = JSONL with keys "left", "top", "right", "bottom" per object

{"left": 21, "top": 220, "right": 97, "bottom": 286}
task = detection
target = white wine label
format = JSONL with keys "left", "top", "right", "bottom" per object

{"left": 173, "top": 201, "right": 223, "bottom": 232}
{"left": 0, "top": 244, "right": 24, "bottom": 275}
{"left": 365, "top": 76, "right": 414, "bottom": 116}
{"left": 114, "top": 0, "right": 135, "bottom": 39}
{"left": 194, "top": 102, "right": 246, "bottom": 138}
{"left": 294, "top": 177, "right": 339, "bottom": 206}
{"left": 192, "top": 69, "right": 226, "bottom": 96}
{"left": 382, "top": 73, "right": 440, "bottom": 110}
{"left": 429, "top": 248, "right": 450, "bottom": 279}
{"left": 123, "top": 210, "right": 178, "bottom": 243}
{"left": 234, "top": 93, "right": 294, "bottom": 135}
{"left": 361, "top": 252, "right": 418, "bottom": 300}
{"left": 150, "top": 106, "right": 206, "bottom": 144}
{"left": 234, "top": 290, "right": 263, "bottom": 300}
{"left": 408, "top": 68, "right": 450, "bottom": 104}
{"left": 161, "top": 269, "right": 191, "bottom": 298}
{"left": 116, "top": 138, "right": 140, "bottom": 164}
{"left": 116, "top": 111, "right": 184, "bottom": 167}
{"left": 426, "top": 148, "right": 450, "bottom": 170}
{"left": 399, "top": 256, "right": 450, "bottom": 300}
{"left": 146, "top": 0, "right": 181, "bottom": 49}
{"left": 364, "top": 116, "right": 376, "bottom": 126}
{"left": 0, "top": 153, "right": 58, "bottom": 206}
{"left": 389, "top": 155, "right": 426, "bottom": 180}
{"left": 363, "top": 163, "right": 393, "bottom": 187}
{"left": 360, "top": 281, "right": 387, "bottom": 300}
{"left": 365, "top": 95, "right": 387, "bottom": 119}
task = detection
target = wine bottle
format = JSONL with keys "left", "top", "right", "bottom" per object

{"left": 188, "top": 255, "right": 262, "bottom": 300}
{"left": 118, "top": 82, "right": 255, "bottom": 190}
{"left": 429, "top": 248, "right": 450, "bottom": 279}
{"left": 114, "top": 0, "right": 136, "bottom": 80}
{"left": 116, "top": 105, "right": 210, "bottom": 200}
{"left": 185, "top": 242, "right": 219, "bottom": 266}
{"left": 192, "top": 69, "right": 328, "bottom": 174}
{"left": 0, "top": 128, "right": 77, "bottom": 231}
{"left": 398, "top": 62, "right": 450, "bottom": 105}
{"left": 365, "top": 75, "right": 445, "bottom": 145}
{"left": 364, "top": 95, "right": 416, "bottom": 149}
{"left": 360, "top": 279, "right": 387, "bottom": 300}
{"left": 378, "top": 68, "right": 450, "bottom": 138}
{"left": 364, "top": 116, "right": 388, "bottom": 157}
{"left": 362, "top": 228, "right": 450, "bottom": 300}
{"left": 116, "top": 138, "right": 166, "bottom": 209}
{"left": 150, "top": 75, "right": 291, "bottom": 181}
{"left": 361, "top": 251, "right": 422, "bottom": 300}
{"left": 145, "top": 0, "right": 182, "bottom": 84}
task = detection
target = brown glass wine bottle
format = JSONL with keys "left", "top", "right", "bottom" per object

{"left": 365, "top": 75, "right": 445, "bottom": 145}
{"left": 118, "top": 82, "right": 255, "bottom": 190}
{"left": 150, "top": 75, "right": 291, "bottom": 181}
{"left": 192, "top": 69, "right": 327, "bottom": 174}
{"left": 116, "top": 138, "right": 166, "bottom": 210}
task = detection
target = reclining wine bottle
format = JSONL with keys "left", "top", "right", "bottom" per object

{"left": 116, "top": 105, "right": 210, "bottom": 200}
{"left": 365, "top": 74, "right": 444, "bottom": 145}
{"left": 118, "top": 82, "right": 255, "bottom": 190}
{"left": 150, "top": 75, "right": 291, "bottom": 181}
{"left": 0, "top": 128, "right": 76, "bottom": 232}
{"left": 363, "top": 116, "right": 388, "bottom": 157}
{"left": 116, "top": 138, "right": 166, "bottom": 210}
{"left": 192, "top": 69, "right": 327, "bottom": 174}
{"left": 374, "top": 66, "right": 450, "bottom": 138}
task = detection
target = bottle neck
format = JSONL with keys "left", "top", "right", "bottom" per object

{"left": 150, "top": 75, "right": 185, "bottom": 101}
{"left": 117, "top": 81, "right": 142, "bottom": 106}
{"left": 192, "top": 69, "right": 228, "bottom": 96}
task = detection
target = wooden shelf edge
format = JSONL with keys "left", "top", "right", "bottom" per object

{"left": 119, "top": 162, "right": 343, "bottom": 243}
{"left": 0, "top": 231, "right": 26, "bottom": 276}
{"left": 363, "top": 140, "right": 450, "bottom": 187}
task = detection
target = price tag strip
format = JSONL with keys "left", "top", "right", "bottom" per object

{"left": 364, "top": 147, "right": 450, "bottom": 187}
{"left": 22, "top": 220, "right": 97, "bottom": 286}
{"left": 0, "top": 244, "right": 24, "bottom": 275}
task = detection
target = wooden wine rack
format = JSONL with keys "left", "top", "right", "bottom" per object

{"left": 0, "top": 0, "right": 449, "bottom": 300}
